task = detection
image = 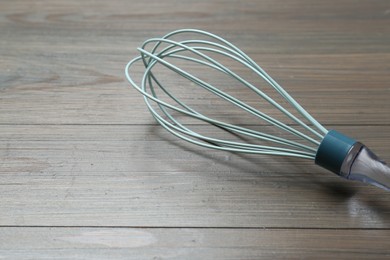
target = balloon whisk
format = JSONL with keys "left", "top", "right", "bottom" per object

{"left": 126, "top": 29, "right": 390, "bottom": 191}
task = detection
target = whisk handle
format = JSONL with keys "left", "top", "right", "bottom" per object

{"left": 315, "top": 130, "right": 356, "bottom": 174}
{"left": 315, "top": 130, "right": 390, "bottom": 191}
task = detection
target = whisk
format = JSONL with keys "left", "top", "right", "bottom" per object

{"left": 125, "top": 29, "right": 390, "bottom": 191}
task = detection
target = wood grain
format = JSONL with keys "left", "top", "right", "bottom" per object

{"left": 1, "top": 125, "right": 390, "bottom": 228}
{"left": 0, "top": 0, "right": 389, "bottom": 258}
{"left": 0, "top": 227, "right": 389, "bottom": 259}
{"left": 0, "top": 1, "right": 389, "bottom": 125}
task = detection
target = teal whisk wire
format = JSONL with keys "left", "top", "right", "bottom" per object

{"left": 125, "top": 29, "right": 326, "bottom": 159}
{"left": 125, "top": 29, "right": 390, "bottom": 191}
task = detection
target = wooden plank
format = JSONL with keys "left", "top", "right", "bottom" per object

{"left": 1, "top": 0, "right": 390, "bottom": 258}
{"left": 0, "top": 0, "right": 389, "bottom": 125}
{"left": 0, "top": 227, "right": 389, "bottom": 259}
{"left": 1, "top": 125, "right": 389, "bottom": 228}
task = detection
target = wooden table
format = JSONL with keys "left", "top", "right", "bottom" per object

{"left": 1, "top": 0, "right": 389, "bottom": 259}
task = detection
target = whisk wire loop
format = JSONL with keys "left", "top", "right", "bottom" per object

{"left": 125, "top": 29, "right": 329, "bottom": 159}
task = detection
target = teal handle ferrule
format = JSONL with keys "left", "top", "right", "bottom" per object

{"left": 315, "top": 130, "right": 357, "bottom": 175}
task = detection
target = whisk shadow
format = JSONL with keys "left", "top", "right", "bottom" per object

{"left": 309, "top": 178, "right": 358, "bottom": 198}
{"left": 146, "top": 124, "right": 390, "bottom": 218}
{"left": 147, "top": 124, "right": 359, "bottom": 201}
{"left": 148, "top": 124, "right": 289, "bottom": 173}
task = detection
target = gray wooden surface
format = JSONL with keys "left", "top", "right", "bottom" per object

{"left": 1, "top": 0, "right": 390, "bottom": 259}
